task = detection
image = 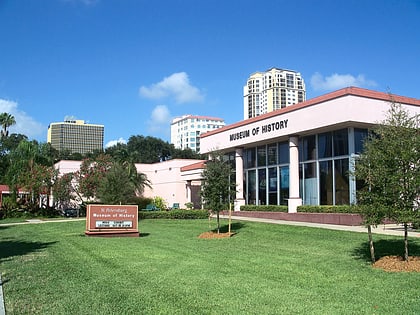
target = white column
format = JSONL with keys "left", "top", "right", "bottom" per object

{"left": 186, "top": 180, "right": 192, "bottom": 204}
{"left": 234, "top": 148, "right": 245, "bottom": 211}
{"left": 288, "top": 136, "right": 302, "bottom": 213}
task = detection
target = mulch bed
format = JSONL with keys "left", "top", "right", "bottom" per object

{"left": 198, "top": 232, "right": 235, "bottom": 239}
{"left": 373, "top": 256, "right": 420, "bottom": 272}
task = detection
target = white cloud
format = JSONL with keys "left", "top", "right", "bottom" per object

{"left": 105, "top": 138, "right": 127, "bottom": 148}
{"left": 0, "top": 99, "right": 45, "bottom": 139}
{"left": 147, "top": 105, "right": 172, "bottom": 137}
{"left": 139, "top": 72, "right": 205, "bottom": 104}
{"left": 310, "top": 72, "right": 377, "bottom": 91}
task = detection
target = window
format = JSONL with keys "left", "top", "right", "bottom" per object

{"left": 333, "top": 129, "right": 348, "bottom": 156}
{"left": 257, "top": 146, "right": 266, "bottom": 167}
{"left": 278, "top": 142, "right": 289, "bottom": 164}
{"left": 300, "top": 136, "right": 316, "bottom": 161}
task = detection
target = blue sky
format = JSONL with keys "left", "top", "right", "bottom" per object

{"left": 0, "top": 0, "right": 419, "bottom": 147}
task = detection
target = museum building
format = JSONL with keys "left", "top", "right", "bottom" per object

{"left": 199, "top": 87, "right": 420, "bottom": 212}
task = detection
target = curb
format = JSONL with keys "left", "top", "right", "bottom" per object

{"left": 0, "top": 275, "right": 5, "bottom": 315}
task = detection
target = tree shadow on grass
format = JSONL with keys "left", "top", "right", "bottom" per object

{"left": 211, "top": 222, "right": 246, "bottom": 234}
{"left": 0, "top": 240, "right": 57, "bottom": 262}
{"left": 352, "top": 239, "right": 420, "bottom": 263}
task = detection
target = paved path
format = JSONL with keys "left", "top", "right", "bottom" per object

{"left": 219, "top": 214, "right": 420, "bottom": 238}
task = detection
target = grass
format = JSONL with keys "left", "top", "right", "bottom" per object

{"left": 1, "top": 219, "right": 420, "bottom": 314}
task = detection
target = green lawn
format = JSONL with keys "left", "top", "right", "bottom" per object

{"left": 1, "top": 219, "right": 419, "bottom": 314}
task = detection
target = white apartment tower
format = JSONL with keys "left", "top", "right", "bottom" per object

{"left": 243, "top": 68, "right": 306, "bottom": 119}
{"left": 170, "top": 115, "right": 225, "bottom": 153}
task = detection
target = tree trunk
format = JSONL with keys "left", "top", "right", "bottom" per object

{"left": 368, "top": 225, "right": 376, "bottom": 263}
{"left": 216, "top": 211, "right": 220, "bottom": 234}
{"left": 404, "top": 223, "right": 409, "bottom": 261}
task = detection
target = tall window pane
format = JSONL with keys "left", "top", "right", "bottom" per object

{"left": 300, "top": 136, "right": 316, "bottom": 161}
{"left": 257, "top": 146, "right": 266, "bottom": 167}
{"left": 318, "top": 132, "right": 332, "bottom": 158}
{"left": 267, "top": 144, "right": 277, "bottom": 165}
{"left": 247, "top": 170, "right": 256, "bottom": 204}
{"left": 354, "top": 128, "right": 368, "bottom": 154}
{"left": 319, "top": 160, "right": 333, "bottom": 205}
{"left": 279, "top": 166, "right": 289, "bottom": 205}
{"left": 334, "top": 158, "right": 349, "bottom": 204}
{"left": 333, "top": 129, "right": 348, "bottom": 156}
{"left": 278, "top": 141, "right": 289, "bottom": 164}
{"left": 268, "top": 167, "right": 277, "bottom": 205}
{"left": 303, "top": 162, "right": 317, "bottom": 205}
{"left": 245, "top": 148, "right": 256, "bottom": 168}
{"left": 258, "top": 168, "right": 267, "bottom": 205}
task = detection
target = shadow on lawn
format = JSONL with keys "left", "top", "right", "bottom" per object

{"left": 353, "top": 239, "right": 420, "bottom": 262}
{"left": 0, "top": 240, "right": 57, "bottom": 262}
{"left": 211, "top": 222, "right": 246, "bottom": 234}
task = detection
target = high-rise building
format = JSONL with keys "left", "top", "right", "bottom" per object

{"left": 244, "top": 68, "right": 306, "bottom": 119}
{"left": 170, "top": 115, "right": 225, "bottom": 153}
{"left": 47, "top": 119, "right": 104, "bottom": 154}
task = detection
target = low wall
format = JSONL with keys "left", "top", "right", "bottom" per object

{"left": 222, "top": 211, "right": 363, "bottom": 226}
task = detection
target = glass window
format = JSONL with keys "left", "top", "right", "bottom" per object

{"left": 279, "top": 166, "right": 289, "bottom": 205}
{"left": 301, "top": 136, "right": 316, "bottom": 161}
{"left": 278, "top": 141, "right": 289, "bottom": 164}
{"left": 334, "top": 158, "right": 349, "bottom": 205}
{"left": 257, "top": 146, "right": 266, "bottom": 167}
{"left": 319, "top": 160, "right": 333, "bottom": 205}
{"left": 268, "top": 167, "right": 277, "bottom": 205}
{"left": 354, "top": 128, "right": 368, "bottom": 154}
{"left": 244, "top": 148, "right": 256, "bottom": 169}
{"left": 247, "top": 170, "right": 256, "bottom": 205}
{"left": 258, "top": 168, "right": 267, "bottom": 205}
{"left": 318, "top": 132, "right": 332, "bottom": 158}
{"left": 303, "top": 162, "right": 317, "bottom": 205}
{"left": 333, "top": 129, "right": 348, "bottom": 156}
{"left": 267, "top": 144, "right": 277, "bottom": 165}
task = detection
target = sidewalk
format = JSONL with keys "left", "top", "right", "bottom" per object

{"left": 219, "top": 214, "right": 420, "bottom": 238}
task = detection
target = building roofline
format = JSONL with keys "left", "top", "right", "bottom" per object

{"left": 201, "top": 86, "right": 420, "bottom": 139}
{"left": 171, "top": 115, "right": 225, "bottom": 124}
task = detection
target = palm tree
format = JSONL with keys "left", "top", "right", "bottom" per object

{"left": 0, "top": 112, "right": 16, "bottom": 138}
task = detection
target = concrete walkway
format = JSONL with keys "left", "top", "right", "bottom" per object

{"left": 219, "top": 214, "right": 420, "bottom": 238}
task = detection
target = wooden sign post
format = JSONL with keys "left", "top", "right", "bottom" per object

{"left": 85, "top": 204, "right": 139, "bottom": 237}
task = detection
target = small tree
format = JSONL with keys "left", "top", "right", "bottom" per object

{"left": 355, "top": 100, "right": 420, "bottom": 261}
{"left": 200, "top": 151, "right": 235, "bottom": 233}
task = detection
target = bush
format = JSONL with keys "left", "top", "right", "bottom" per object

{"left": 138, "top": 209, "right": 209, "bottom": 220}
{"left": 240, "top": 205, "right": 288, "bottom": 212}
{"left": 129, "top": 197, "right": 153, "bottom": 211}
{"left": 297, "top": 205, "right": 359, "bottom": 214}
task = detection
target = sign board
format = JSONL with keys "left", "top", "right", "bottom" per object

{"left": 85, "top": 204, "right": 139, "bottom": 237}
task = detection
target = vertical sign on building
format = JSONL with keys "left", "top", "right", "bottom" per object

{"left": 85, "top": 205, "right": 139, "bottom": 237}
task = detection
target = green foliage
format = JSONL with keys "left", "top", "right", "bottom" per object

{"left": 240, "top": 205, "right": 289, "bottom": 212}
{"left": 138, "top": 209, "right": 209, "bottom": 219}
{"left": 152, "top": 196, "right": 167, "bottom": 210}
{"left": 184, "top": 202, "right": 194, "bottom": 210}
{"left": 297, "top": 205, "right": 359, "bottom": 214}
{"left": 97, "top": 162, "right": 137, "bottom": 204}
{"left": 354, "top": 100, "right": 420, "bottom": 260}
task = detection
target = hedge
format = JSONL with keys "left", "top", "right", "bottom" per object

{"left": 138, "top": 209, "right": 209, "bottom": 220}
{"left": 240, "top": 204, "right": 359, "bottom": 214}
{"left": 240, "top": 205, "right": 288, "bottom": 212}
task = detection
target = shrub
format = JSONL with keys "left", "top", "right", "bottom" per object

{"left": 138, "top": 209, "right": 209, "bottom": 220}
{"left": 153, "top": 196, "right": 167, "bottom": 210}
{"left": 297, "top": 205, "right": 359, "bottom": 214}
{"left": 240, "top": 205, "right": 288, "bottom": 212}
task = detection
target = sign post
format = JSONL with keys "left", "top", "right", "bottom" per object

{"left": 85, "top": 204, "right": 139, "bottom": 237}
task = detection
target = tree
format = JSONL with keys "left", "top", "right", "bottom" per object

{"left": 0, "top": 112, "right": 16, "bottom": 139}
{"left": 200, "top": 152, "right": 236, "bottom": 233}
{"left": 97, "top": 162, "right": 137, "bottom": 204}
{"left": 355, "top": 101, "right": 420, "bottom": 261}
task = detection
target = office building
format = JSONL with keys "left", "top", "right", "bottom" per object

{"left": 47, "top": 119, "right": 104, "bottom": 154}
{"left": 170, "top": 115, "right": 225, "bottom": 153}
{"left": 244, "top": 68, "right": 306, "bottom": 119}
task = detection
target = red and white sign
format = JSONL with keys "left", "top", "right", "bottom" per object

{"left": 85, "top": 205, "right": 139, "bottom": 237}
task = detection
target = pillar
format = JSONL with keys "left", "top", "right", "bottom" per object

{"left": 234, "top": 147, "right": 245, "bottom": 211}
{"left": 288, "top": 136, "right": 302, "bottom": 213}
